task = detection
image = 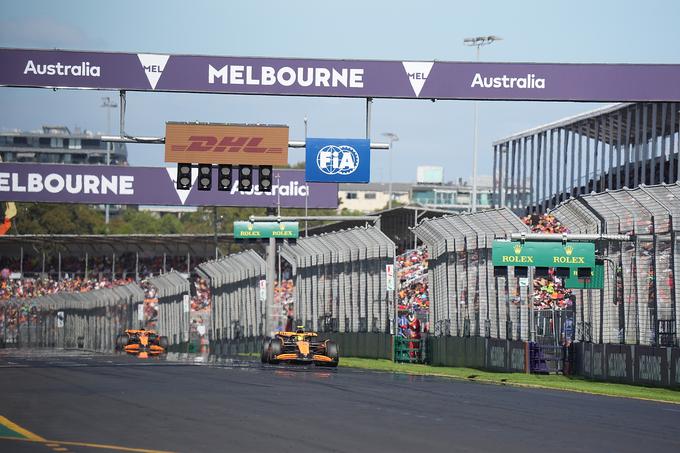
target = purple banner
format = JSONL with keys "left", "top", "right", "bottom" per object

{"left": 0, "top": 163, "right": 338, "bottom": 208}
{"left": 2, "top": 48, "right": 680, "bottom": 101}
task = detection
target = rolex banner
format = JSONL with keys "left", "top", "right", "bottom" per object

{"left": 492, "top": 241, "right": 595, "bottom": 269}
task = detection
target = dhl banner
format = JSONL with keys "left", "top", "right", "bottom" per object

{"left": 165, "top": 123, "right": 289, "bottom": 165}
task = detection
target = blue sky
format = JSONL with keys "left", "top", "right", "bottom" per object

{"left": 1, "top": 0, "right": 680, "bottom": 183}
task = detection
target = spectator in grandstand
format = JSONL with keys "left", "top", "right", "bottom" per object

{"left": 407, "top": 311, "right": 421, "bottom": 358}
{"left": 396, "top": 247, "right": 430, "bottom": 316}
{"left": 190, "top": 277, "right": 211, "bottom": 312}
{"left": 523, "top": 213, "right": 569, "bottom": 234}
{"left": 398, "top": 313, "right": 409, "bottom": 338}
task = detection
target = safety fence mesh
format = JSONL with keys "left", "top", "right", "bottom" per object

{"left": 197, "top": 249, "right": 265, "bottom": 342}
{"left": 280, "top": 226, "right": 396, "bottom": 334}
{"left": 414, "top": 208, "right": 531, "bottom": 340}
{"left": 552, "top": 184, "right": 680, "bottom": 346}
{"left": 146, "top": 271, "right": 191, "bottom": 346}
{"left": 0, "top": 284, "right": 143, "bottom": 352}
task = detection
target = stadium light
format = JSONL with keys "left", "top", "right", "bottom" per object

{"left": 177, "top": 163, "right": 192, "bottom": 190}
{"left": 101, "top": 96, "right": 118, "bottom": 225}
{"left": 197, "top": 164, "right": 212, "bottom": 191}
{"left": 218, "top": 164, "right": 233, "bottom": 191}
{"left": 259, "top": 166, "right": 273, "bottom": 193}
{"left": 463, "top": 34, "right": 502, "bottom": 212}
{"left": 382, "top": 132, "right": 399, "bottom": 209}
{"left": 238, "top": 165, "right": 253, "bottom": 191}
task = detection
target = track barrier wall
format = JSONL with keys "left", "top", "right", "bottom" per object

{"left": 551, "top": 184, "right": 680, "bottom": 347}
{"left": 146, "top": 271, "right": 191, "bottom": 350}
{"left": 0, "top": 283, "right": 143, "bottom": 352}
{"left": 198, "top": 250, "right": 266, "bottom": 345}
{"left": 413, "top": 207, "right": 531, "bottom": 341}
{"left": 280, "top": 226, "right": 396, "bottom": 335}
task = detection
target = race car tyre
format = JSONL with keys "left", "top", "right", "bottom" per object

{"left": 317, "top": 340, "right": 339, "bottom": 367}
{"left": 268, "top": 338, "right": 283, "bottom": 364}
{"left": 159, "top": 336, "right": 169, "bottom": 349}
{"left": 261, "top": 340, "right": 271, "bottom": 363}
{"left": 325, "top": 340, "right": 339, "bottom": 360}
{"left": 116, "top": 334, "right": 128, "bottom": 349}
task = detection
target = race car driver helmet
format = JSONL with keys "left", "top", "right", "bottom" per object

{"left": 295, "top": 326, "right": 305, "bottom": 341}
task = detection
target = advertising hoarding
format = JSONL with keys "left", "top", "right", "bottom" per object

{"left": 0, "top": 163, "right": 338, "bottom": 208}
{"left": 165, "top": 122, "right": 289, "bottom": 165}
{"left": 2, "top": 48, "right": 680, "bottom": 102}
{"left": 233, "top": 221, "right": 299, "bottom": 239}
{"left": 492, "top": 241, "right": 595, "bottom": 268}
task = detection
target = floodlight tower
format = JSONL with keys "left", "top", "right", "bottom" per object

{"left": 101, "top": 96, "right": 118, "bottom": 225}
{"left": 382, "top": 132, "right": 399, "bottom": 209}
{"left": 463, "top": 35, "right": 502, "bottom": 212}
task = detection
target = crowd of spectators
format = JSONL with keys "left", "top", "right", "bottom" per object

{"left": 0, "top": 254, "right": 210, "bottom": 281}
{"left": 522, "top": 213, "right": 569, "bottom": 234}
{"left": 191, "top": 277, "right": 211, "bottom": 312}
{"left": 533, "top": 272, "right": 574, "bottom": 310}
{"left": 521, "top": 213, "right": 573, "bottom": 310}
{"left": 396, "top": 248, "right": 429, "bottom": 316}
{"left": 1, "top": 273, "right": 133, "bottom": 301}
{"left": 274, "top": 279, "right": 295, "bottom": 332}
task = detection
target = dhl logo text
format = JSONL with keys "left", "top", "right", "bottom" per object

{"left": 171, "top": 136, "right": 284, "bottom": 154}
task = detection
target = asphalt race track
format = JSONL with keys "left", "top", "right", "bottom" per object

{"left": 0, "top": 350, "right": 678, "bottom": 453}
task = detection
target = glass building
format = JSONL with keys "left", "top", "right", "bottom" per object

{"left": 0, "top": 126, "right": 127, "bottom": 165}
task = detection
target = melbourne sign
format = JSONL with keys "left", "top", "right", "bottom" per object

{"left": 492, "top": 241, "right": 595, "bottom": 269}
{"left": 165, "top": 122, "right": 289, "bottom": 165}
{"left": 305, "top": 138, "right": 370, "bottom": 183}
{"left": 3, "top": 48, "right": 680, "bottom": 102}
{"left": 233, "top": 221, "right": 299, "bottom": 239}
{"left": 0, "top": 163, "right": 337, "bottom": 208}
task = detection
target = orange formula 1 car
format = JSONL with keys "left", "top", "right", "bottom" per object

{"left": 115, "top": 329, "right": 169, "bottom": 355}
{"left": 261, "top": 327, "right": 339, "bottom": 367}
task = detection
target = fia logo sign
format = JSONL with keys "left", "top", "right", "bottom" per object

{"left": 316, "top": 145, "right": 360, "bottom": 176}
{"left": 305, "top": 138, "right": 370, "bottom": 183}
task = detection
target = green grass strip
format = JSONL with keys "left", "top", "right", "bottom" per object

{"left": 340, "top": 357, "right": 680, "bottom": 404}
{"left": 0, "top": 423, "right": 29, "bottom": 439}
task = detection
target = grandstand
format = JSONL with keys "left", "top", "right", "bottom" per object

{"left": 493, "top": 102, "right": 680, "bottom": 213}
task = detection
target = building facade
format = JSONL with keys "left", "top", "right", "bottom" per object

{"left": 0, "top": 126, "right": 127, "bottom": 165}
{"left": 338, "top": 182, "right": 411, "bottom": 213}
{"left": 411, "top": 176, "right": 494, "bottom": 212}
{"left": 338, "top": 177, "right": 495, "bottom": 213}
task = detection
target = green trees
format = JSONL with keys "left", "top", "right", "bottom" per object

{"left": 11, "top": 203, "right": 348, "bottom": 235}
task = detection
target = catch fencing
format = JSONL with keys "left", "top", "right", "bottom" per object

{"left": 414, "top": 208, "right": 531, "bottom": 341}
{"left": 146, "top": 271, "right": 191, "bottom": 347}
{"left": 280, "top": 226, "right": 396, "bottom": 334}
{"left": 551, "top": 183, "right": 680, "bottom": 346}
{"left": 197, "top": 250, "right": 266, "bottom": 343}
{"left": 0, "top": 284, "right": 143, "bottom": 352}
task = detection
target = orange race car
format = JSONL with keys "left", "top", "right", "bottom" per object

{"left": 115, "top": 329, "right": 169, "bottom": 356}
{"left": 261, "top": 327, "right": 339, "bottom": 367}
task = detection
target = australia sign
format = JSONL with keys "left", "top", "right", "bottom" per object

{"left": 305, "top": 138, "right": 370, "bottom": 183}
{"left": 0, "top": 163, "right": 338, "bottom": 208}
{"left": 2, "top": 48, "right": 680, "bottom": 102}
